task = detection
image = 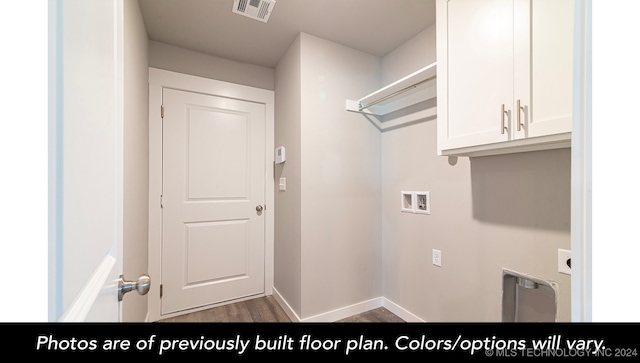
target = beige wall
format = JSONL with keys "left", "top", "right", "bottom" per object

{"left": 148, "top": 40, "right": 275, "bottom": 90}
{"left": 380, "top": 25, "right": 571, "bottom": 321}
{"left": 123, "top": 0, "right": 149, "bottom": 322}
{"left": 274, "top": 35, "right": 303, "bottom": 316}
{"left": 382, "top": 25, "right": 436, "bottom": 85}
{"left": 274, "top": 33, "right": 382, "bottom": 320}
{"left": 299, "top": 33, "right": 382, "bottom": 319}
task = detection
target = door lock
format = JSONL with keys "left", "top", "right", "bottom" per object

{"left": 118, "top": 274, "right": 151, "bottom": 301}
{"left": 256, "top": 205, "right": 263, "bottom": 212}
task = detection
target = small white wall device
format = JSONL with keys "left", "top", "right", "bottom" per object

{"left": 275, "top": 146, "right": 286, "bottom": 164}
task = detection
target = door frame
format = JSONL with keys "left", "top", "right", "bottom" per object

{"left": 570, "top": 0, "right": 592, "bottom": 322}
{"left": 147, "top": 68, "right": 274, "bottom": 322}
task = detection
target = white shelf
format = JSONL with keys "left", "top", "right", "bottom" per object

{"left": 346, "top": 62, "right": 437, "bottom": 117}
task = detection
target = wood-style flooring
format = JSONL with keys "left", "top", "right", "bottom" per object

{"left": 158, "top": 296, "right": 405, "bottom": 323}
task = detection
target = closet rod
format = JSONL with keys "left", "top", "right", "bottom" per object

{"left": 358, "top": 75, "right": 437, "bottom": 111}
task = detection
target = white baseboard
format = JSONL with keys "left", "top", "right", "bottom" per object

{"left": 271, "top": 287, "right": 301, "bottom": 322}
{"left": 301, "top": 297, "right": 384, "bottom": 323}
{"left": 271, "top": 289, "right": 425, "bottom": 323}
{"left": 381, "top": 297, "right": 425, "bottom": 322}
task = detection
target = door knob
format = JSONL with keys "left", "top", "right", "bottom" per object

{"left": 118, "top": 274, "right": 150, "bottom": 301}
{"left": 256, "top": 205, "right": 263, "bottom": 212}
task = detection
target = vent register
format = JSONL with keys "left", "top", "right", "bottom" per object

{"left": 233, "top": 0, "right": 276, "bottom": 23}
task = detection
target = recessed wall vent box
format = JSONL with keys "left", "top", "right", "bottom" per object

{"left": 502, "top": 269, "right": 558, "bottom": 322}
{"left": 415, "top": 192, "right": 430, "bottom": 214}
{"left": 401, "top": 191, "right": 430, "bottom": 214}
{"left": 232, "top": 0, "right": 276, "bottom": 23}
{"left": 401, "top": 191, "right": 414, "bottom": 213}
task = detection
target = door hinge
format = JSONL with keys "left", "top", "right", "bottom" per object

{"left": 160, "top": 284, "right": 163, "bottom": 298}
{"left": 160, "top": 194, "right": 163, "bottom": 209}
{"left": 161, "top": 105, "right": 164, "bottom": 118}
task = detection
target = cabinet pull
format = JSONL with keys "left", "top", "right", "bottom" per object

{"left": 501, "top": 104, "right": 509, "bottom": 134}
{"left": 517, "top": 99, "right": 525, "bottom": 131}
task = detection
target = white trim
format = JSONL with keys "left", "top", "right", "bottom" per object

{"left": 147, "top": 68, "right": 275, "bottom": 322}
{"left": 382, "top": 298, "right": 425, "bottom": 323}
{"left": 301, "top": 298, "right": 384, "bottom": 323}
{"left": 58, "top": 255, "right": 116, "bottom": 322}
{"left": 570, "top": 0, "right": 592, "bottom": 322}
{"left": 271, "top": 289, "right": 425, "bottom": 323}
{"left": 270, "top": 287, "right": 301, "bottom": 322}
{"left": 114, "top": 0, "right": 125, "bottom": 324}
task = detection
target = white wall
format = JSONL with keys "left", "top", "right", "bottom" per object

{"left": 122, "top": 0, "right": 149, "bottom": 322}
{"left": 148, "top": 40, "right": 275, "bottom": 90}
{"left": 380, "top": 25, "right": 571, "bottom": 321}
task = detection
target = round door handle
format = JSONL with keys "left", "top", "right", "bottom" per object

{"left": 256, "top": 205, "right": 263, "bottom": 212}
{"left": 118, "top": 274, "right": 150, "bottom": 301}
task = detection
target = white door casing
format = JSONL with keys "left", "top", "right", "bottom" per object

{"left": 49, "top": 0, "right": 124, "bottom": 322}
{"left": 148, "top": 68, "right": 274, "bottom": 321}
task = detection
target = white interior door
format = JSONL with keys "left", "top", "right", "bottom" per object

{"left": 49, "top": 0, "right": 124, "bottom": 322}
{"left": 161, "top": 88, "right": 266, "bottom": 315}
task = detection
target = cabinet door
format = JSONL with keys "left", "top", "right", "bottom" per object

{"left": 514, "top": 0, "right": 573, "bottom": 139}
{"left": 441, "top": 0, "right": 514, "bottom": 150}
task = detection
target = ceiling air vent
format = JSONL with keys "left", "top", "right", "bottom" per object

{"left": 232, "top": 0, "right": 276, "bottom": 23}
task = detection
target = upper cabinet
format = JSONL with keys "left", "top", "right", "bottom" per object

{"left": 436, "top": 0, "right": 574, "bottom": 157}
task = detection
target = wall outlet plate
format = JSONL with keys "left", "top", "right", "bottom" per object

{"left": 432, "top": 249, "right": 442, "bottom": 267}
{"left": 558, "top": 249, "right": 571, "bottom": 275}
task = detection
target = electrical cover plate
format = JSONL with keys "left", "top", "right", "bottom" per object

{"left": 275, "top": 146, "right": 286, "bottom": 164}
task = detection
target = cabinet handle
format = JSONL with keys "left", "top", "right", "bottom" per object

{"left": 517, "top": 99, "right": 525, "bottom": 131}
{"left": 501, "top": 104, "right": 509, "bottom": 134}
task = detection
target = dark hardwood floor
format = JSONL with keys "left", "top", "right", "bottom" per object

{"left": 158, "top": 296, "right": 405, "bottom": 323}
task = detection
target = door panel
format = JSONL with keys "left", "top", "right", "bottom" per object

{"left": 187, "top": 108, "right": 248, "bottom": 199}
{"left": 50, "top": 0, "right": 123, "bottom": 322}
{"left": 185, "top": 220, "right": 249, "bottom": 284}
{"left": 445, "top": 0, "right": 513, "bottom": 149}
{"left": 161, "top": 89, "right": 265, "bottom": 315}
{"left": 529, "top": 0, "right": 573, "bottom": 137}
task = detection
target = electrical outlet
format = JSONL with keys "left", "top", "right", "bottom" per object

{"left": 558, "top": 249, "right": 571, "bottom": 275}
{"left": 432, "top": 249, "right": 442, "bottom": 267}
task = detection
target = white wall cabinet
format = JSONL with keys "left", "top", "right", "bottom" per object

{"left": 436, "top": 0, "right": 574, "bottom": 157}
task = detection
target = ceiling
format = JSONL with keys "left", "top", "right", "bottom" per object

{"left": 138, "top": 0, "right": 436, "bottom": 69}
